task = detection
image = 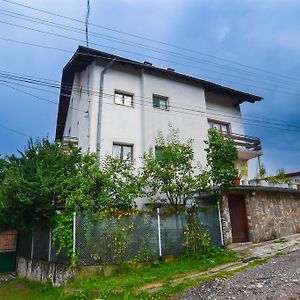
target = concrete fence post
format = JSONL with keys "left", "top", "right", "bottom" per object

{"left": 157, "top": 208, "right": 162, "bottom": 258}
{"left": 217, "top": 200, "right": 224, "bottom": 246}
{"left": 72, "top": 212, "right": 76, "bottom": 255}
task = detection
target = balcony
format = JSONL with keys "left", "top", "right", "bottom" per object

{"left": 222, "top": 133, "right": 262, "bottom": 160}
{"left": 62, "top": 136, "right": 79, "bottom": 151}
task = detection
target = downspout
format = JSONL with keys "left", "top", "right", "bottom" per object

{"left": 96, "top": 58, "right": 116, "bottom": 163}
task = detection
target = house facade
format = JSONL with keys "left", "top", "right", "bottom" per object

{"left": 56, "top": 46, "right": 263, "bottom": 175}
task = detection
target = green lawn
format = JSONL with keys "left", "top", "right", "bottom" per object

{"left": 0, "top": 249, "right": 237, "bottom": 300}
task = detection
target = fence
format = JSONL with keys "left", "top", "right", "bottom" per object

{"left": 17, "top": 220, "right": 69, "bottom": 265}
{"left": 0, "top": 229, "right": 17, "bottom": 272}
{"left": 17, "top": 197, "right": 223, "bottom": 266}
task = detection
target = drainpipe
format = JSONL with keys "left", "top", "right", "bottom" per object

{"left": 96, "top": 58, "right": 116, "bottom": 163}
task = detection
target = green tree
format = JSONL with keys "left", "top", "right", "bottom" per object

{"left": 66, "top": 155, "right": 142, "bottom": 212}
{"left": 0, "top": 138, "right": 143, "bottom": 232}
{"left": 0, "top": 138, "right": 82, "bottom": 231}
{"left": 142, "top": 127, "right": 238, "bottom": 207}
{"left": 142, "top": 127, "right": 209, "bottom": 207}
{"left": 205, "top": 128, "right": 238, "bottom": 191}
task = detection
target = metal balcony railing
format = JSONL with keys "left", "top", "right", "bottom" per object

{"left": 222, "top": 133, "right": 262, "bottom": 152}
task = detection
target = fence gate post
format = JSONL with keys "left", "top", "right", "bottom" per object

{"left": 157, "top": 208, "right": 162, "bottom": 258}
{"left": 48, "top": 228, "right": 52, "bottom": 262}
{"left": 73, "top": 212, "right": 76, "bottom": 255}
{"left": 30, "top": 230, "right": 34, "bottom": 259}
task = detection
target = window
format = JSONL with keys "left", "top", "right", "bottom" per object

{"left": 114, "top": 91, "right": 134, "bottom": 107}
{"left": 153, "top": 94, "right": 168, "bottom": 110}
{"left": 208, "top": 119, "right": 231, "bottom": 134}
{"left": 113, "top": 143, "right": 133, "bottom": 160}
{"left": 155, "top": 146, "right": 163, "bottom": 161}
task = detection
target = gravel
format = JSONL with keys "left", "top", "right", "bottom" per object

{"left": 181, "top": 249, "right": 300, "bottom": 300}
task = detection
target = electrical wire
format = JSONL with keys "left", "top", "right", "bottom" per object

{"left": 3, "top": 0, "right": 300, "bottom": 86}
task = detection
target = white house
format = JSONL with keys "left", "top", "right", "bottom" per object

{"left": 56, "top": 46, "right": 263, "bottom": 176}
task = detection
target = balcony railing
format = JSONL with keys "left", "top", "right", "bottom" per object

{"left": 62, "top": 136, "right": 79, "bottom": 151}
{"left": 222, "top": 133, "right": 262, "bottom": 152}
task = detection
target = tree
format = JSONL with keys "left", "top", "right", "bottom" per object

{"left": 142, "top": 127, "right": 238, "bottom": 207}
{"left": 0, "top": 138, "right": 83, "bottom": 231}
{"left": 142, "top": 127, "right": 209, "bottom": 207}
{"left": 0, "top": 137, "right": 144, "bottom": 232}
{"left": 205, "top": 128, "right": 238, "bottom": 191}
{"left": 66, "top": 155, "right": 142, "bottom": 212}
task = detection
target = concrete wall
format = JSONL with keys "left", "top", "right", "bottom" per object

{"left": 16, "top": 257, "right": 73, "bottom": 286}
{"left": 222, "top": 189, "right": 300, "bottom": 244}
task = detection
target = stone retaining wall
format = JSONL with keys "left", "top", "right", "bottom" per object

{"left": 222, "top": 188, "right": 300, "bottom": 244}
{"left": 16, "top": 257, "right": 73, "bottom": 286}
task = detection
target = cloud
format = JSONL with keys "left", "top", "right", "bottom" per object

{"left": 215, "top": 23, "right": 231, "bottom": 42}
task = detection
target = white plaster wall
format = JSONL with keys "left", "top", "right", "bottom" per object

{"left": 205, "top": 91, "right": 245, "bottom": 135}
{"left": 92, "top": 64, "right": 208, "bottom": 168}
{"left": 64, "top": 63, "right": 247, "bottom": 171}
{"left": 63, "top": 64, "right": 94, "bottom": 153}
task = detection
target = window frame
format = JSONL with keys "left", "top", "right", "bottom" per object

{"left": 152, "top": 94, "right": 169, "bottom": 110}
{"left": 112, "top": 142, "right": 134, "bottom": 160}
{"left": 208, "top": 119, "right": 231, "bottom": 135}
{"left": 114, "top": 90, "right": 134, "bottom": 107}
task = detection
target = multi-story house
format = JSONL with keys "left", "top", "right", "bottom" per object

{"left": 56, "top": 46, "right": 263, "bottom": 177}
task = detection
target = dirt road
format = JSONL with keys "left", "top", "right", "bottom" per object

{"left": 181, "top": 249, "right": 300, "bottom": 300}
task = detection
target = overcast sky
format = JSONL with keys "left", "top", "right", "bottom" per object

{"left": 0, "top": 0, "right": 300, "bottom": 176}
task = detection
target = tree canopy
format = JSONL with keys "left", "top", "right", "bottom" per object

{"left": 0, "top": 128, "right": 238, "bottom": 231}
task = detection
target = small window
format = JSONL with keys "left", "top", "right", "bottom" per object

{"left": 208, "top": 119, "right": 231, "bottom": 134}
{"left": 153, "top": 94, "right": 168, "bottom": 110}
{"left": 155, "top": 146, "right": 163, "bottom": 161}
{"left": 114, "top": 91, "right": 134, "bottom": 107}
{"left": 113, "top": 143, "right": 133, "bottom": 160}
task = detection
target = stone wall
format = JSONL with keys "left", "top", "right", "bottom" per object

{"left": 222, "top": 188, "right": 300, "bottom": 244}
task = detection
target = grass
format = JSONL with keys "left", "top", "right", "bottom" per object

{"left": 272, "top": 239, "right": 288, "bottom": 244}
{"left": 0, "top": 278, "right": 61, "bottom": 300}
{"left": 0, "top": 248, "right": 237, "bottom": 300}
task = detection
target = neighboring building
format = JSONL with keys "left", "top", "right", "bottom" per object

{"left": 56, "top": 46, "right": 263, "bottom": 175}
{"left": 285, "top": 172, "right": 300, "bottom": 182}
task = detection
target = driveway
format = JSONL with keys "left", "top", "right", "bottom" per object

{"left": 181, "top": 249, "right": 300, "bottom": 300}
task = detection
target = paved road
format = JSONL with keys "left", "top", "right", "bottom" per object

{"left": 181, "top": 249, "right": 300, "bottom": 300}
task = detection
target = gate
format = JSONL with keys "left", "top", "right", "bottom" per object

{"left": 0, "top": 230, "right": 17, "bottom": 272}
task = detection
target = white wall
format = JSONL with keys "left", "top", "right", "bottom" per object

{"left": 93, "top": 64, "right": 209, "bottom": 168}
{"left": 205, "top": 91, "right": 245, "bottom": 135}
{"left": 64, "top": 62, "right": 247, "bottom": 171}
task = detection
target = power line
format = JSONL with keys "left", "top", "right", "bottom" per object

{"left": 1, "top": 8, "right": 300, "bottom": 91}
{"left": 2, "top": 74, "right": 300, "bottom": 134}
{"left": 0, "top": 122, "right": 30, "bottom": 137}
{"left": 1, "top": 68, "right": 300, "bottom": 130}
{"left": 3, "top": 0, "right": 300, "bottom": 86}
{"left": 2, "top": 18, "right": 300, "bottom": 98}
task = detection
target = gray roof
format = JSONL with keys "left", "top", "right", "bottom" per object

{"left": 56, "top": 46, "right": 263, "bottom": 140}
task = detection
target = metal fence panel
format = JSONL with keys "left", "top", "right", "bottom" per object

{"left": 17, "top": 231, "right": 32, "bottom": 258}
{"left": 32, "top": 220, "right": 49, "bottom": 261}
{"left": 17, "top": 199, "right": 222, "bottom": 266}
